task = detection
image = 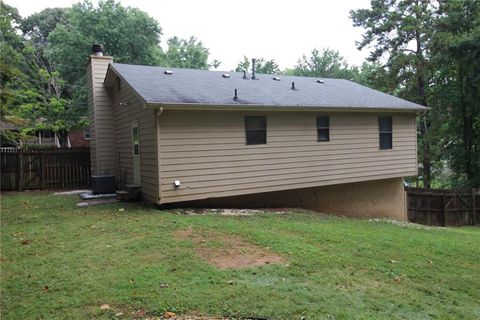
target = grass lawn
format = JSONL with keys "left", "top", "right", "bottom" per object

{"left": 1, "top": 192, "right": 479, "bottom": 319}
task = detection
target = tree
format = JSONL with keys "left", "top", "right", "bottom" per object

{"left": 289, "top": 48, "right": 358, "bottom": 79}
{"left": 162, "top": 36, "right": 216, "bottom": 70}
{"left": 235, "top": 56, "right": 281, "bottom": 74}
{"left": 351, "top": 0, "right": 437, "bottom": 188}
{"left": 429, "top": 0, "right": 480, "bottom": 187}
{"left": 48, "top": 0, "right": 163, "bottom": 99}
{"left": 17, "top": 44, "right": 88, "bottom": 146}
{"left": 21, "top": 8, "right": 69, "bottom": 45}
{"left": 0, "top": 2, "right": 29, "bottom": 144}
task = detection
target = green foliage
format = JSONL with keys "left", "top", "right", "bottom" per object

{"left": 48, "top": 0, "right": 163, "bottom": 90}
{"left": 161, "top": 36, "right": 215, "bottom": 70}
{"left": 21, "top": 8, "right": 69, "bottom": 44}
{"left": 351, "top": 0, "right": 479, "bottom": 187}
{"left": 290, "top": 48, "right": 358, "bottom": 79}
{"left": 235, "top": 56, "right": 281, "bottom": 74}
{"left": 0, "top": 2, "right": 29, "bottom": 144}
{"left": 429, "top": 0, "right": 480, "bottom": 187}
{"left": 1, "top": 193, "right": 479, "bottom": 318}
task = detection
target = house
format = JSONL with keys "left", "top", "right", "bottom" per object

{"left": 0, "top": 126, "right": 90, "bottom": 148}
{"left": 87, "top": 45, "right": 427, "bottom": 219}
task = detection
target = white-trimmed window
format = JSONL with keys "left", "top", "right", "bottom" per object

{"left": 245, "top": 116, "right": 267, "bottom": 145}
{"left": 317, "top": 116, "right": 330, "bottom": 142}
{"left": 378, "top": 116, "right": 393, "bottom": 150}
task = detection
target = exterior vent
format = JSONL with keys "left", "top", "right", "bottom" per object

{"left": 164, "top": 70, "right": 173, "bottom": 75}
{"left": 316, "top": 79, "right": 325, "bottom": 84}
{"left": 273, "top": 76, "right": 281, "bottom": 81}
{"left": 91, "top": 175, "right": 116, "bottom": 194}
{"left": 222, "top": 73, "right": 230, "bottom": 78}
{"left": 92, "top": 44, "right": 104, "bottom": 56}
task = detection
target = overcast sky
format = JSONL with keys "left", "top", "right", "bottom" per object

{"left": 6, "top": 0, "right": 372, "bottom": 71}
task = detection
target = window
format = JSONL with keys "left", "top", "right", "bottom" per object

{"left": 378, "top": 116, "right": 392, "bottom": 150}
{"left": 84, "top": 130, "right": 91, "bottom": 140}
{"left": 245, "top": 116, "right": 266, "bottom": 145}
{"left": 317, "top": 116, "right": 330, "bottom": 142}
{"left": 132, "top": 124, "right": 139, "bottom": 154}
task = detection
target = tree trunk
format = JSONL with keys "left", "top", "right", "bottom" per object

{"left": 57, "top": 129, "right": 69, "bottom": 148}
{"left": 415, "top": 28, "right": 431, "bottom": 188}
{"left": 419, "top": 113, "right": 431, "bottom": 188}
{"left": 461, "top": 68, "right": 474, "bottom": 185}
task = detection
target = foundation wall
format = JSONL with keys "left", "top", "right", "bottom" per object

{"left": 171, "top": 177, "right": 407, "bottom": 220}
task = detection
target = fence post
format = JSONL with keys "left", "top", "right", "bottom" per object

{"left": 442, "top": 194, "right": 447, "bottom": 227}
{"left": 17, "top": 150, "right": 24, "bottom": 191}
{"left": 41, "top": 152, "right": 45, "bottom": 190}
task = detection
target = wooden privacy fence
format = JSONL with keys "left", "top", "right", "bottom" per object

{"left": 1, "top": 148, "right": 90, "bottom": 191}
{"left": 405, "top": 187, "right": 479, "bottom": 227}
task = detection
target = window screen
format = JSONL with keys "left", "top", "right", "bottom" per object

{"left": 378, "top": 116, "right": 392, "bottom": 150}
{"left": 245, "top": 116, "right": 267, "bottom": 145}
{"left": 317, "top": 116, "right": 330, "bottom": 142}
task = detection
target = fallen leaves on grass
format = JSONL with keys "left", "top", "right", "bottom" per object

{"left": 100, "top": 304, "right": 110, "bottom": 310}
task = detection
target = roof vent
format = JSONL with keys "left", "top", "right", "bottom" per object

{"left": 273, "top": 76, "right": 281, "bottom": 81}
{"left": 233, "top": 88, "right": 238, "bottom": 100}
{"left": 251, "top": 58, "right": 256, "bottom": 80}
{"left": 164, "top": 70, "right": 173, "bottom": 75}
{"left": 243, "top": 70, "right": 248, "bottom": 79}
{"left": 291, "top": 82, "right": 296, "bottom": 90}
{"left": 316, "top": 79, "right": 324, "bottom": 84}
{"left": 222, "top": 73, "right": 230, "bottom": 78}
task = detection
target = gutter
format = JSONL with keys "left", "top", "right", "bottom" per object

{"left": 144, "top": 102, "right": 429, "bottom": 114}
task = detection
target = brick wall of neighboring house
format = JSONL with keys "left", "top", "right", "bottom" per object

{"left": 68, "top": 129, "right": 90, "bottom": 147}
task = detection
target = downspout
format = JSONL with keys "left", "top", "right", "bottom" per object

{"left": 155, "top": 106, "right": 164, "bottom": 204}
{"left": 156, "top": 107, "right": 164, "bottom": 117}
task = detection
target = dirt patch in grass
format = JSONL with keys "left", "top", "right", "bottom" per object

{"left": 172, "top": 208, "right": 289, "bottom": 216}
{"left": 175, "top": 228, "right": 285, "bottom": 269}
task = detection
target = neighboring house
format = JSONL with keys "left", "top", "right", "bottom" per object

{"left": 67, "top": 128, "right": 91, "bottom": 148}
{"left": 0, "top": 127, "right": 90, "bottom": 148}
{"left": 87, "top": 45, "right": 427, "bottom": 219}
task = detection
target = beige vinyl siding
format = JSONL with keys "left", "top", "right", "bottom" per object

{"left": 86, "top": 63, "right": 97, "bottom": 174}
{"left": 112, "top": 79, "right": 159, "bottom": 203}
{"left": 87, "top": 56, "right": 116, "bottom": 174}
{"left": 158, "top": 110, "right": 417, "bottom": 203}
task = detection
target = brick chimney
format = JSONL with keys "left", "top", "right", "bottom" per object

{"left": 86, "top": 44, "right": 116, "bottom": 175}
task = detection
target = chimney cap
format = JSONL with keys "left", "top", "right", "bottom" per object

{"left": 92, "top": 44, "right": 104, "bottom": 56}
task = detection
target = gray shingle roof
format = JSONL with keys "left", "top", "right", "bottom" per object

{"left": 110, "top": 63, "right": 427, "bottom": 111}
